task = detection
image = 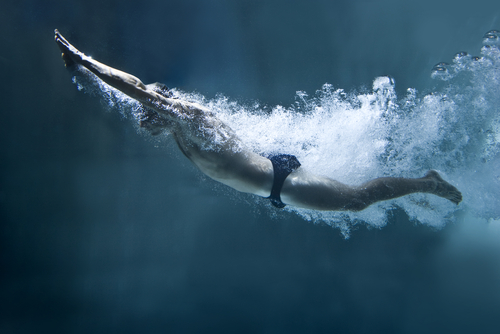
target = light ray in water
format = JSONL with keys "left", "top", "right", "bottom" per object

{"left": 72, "top": 31, "right": 500, "bottom": 238}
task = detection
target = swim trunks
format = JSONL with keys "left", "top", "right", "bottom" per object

{"left": 267, "top": 154, "right": 301, "bottom": 208}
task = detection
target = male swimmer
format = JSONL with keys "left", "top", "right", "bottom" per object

{"left": 54, "top": 30, "right": 462, "bottom": 211}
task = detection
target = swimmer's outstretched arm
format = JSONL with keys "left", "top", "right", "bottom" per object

{"left": 54, "top": 30, "right": 204, "bottom": 121}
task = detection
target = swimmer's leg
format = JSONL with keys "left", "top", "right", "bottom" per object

{"left": 354, "top": 170, "right": 462, "bottom": 209}
{"left": 281, "top": 170, "right": 462, "bottom": 211}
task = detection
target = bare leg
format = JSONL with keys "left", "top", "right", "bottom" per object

{"left": 281, "top": 170, "right": 462, "bottom": 211}
{"left": 356, "top": 170, "right": 462, "bottom": 207}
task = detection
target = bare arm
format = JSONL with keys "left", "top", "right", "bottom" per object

{"left": 54, "top": 30, "right": 203, "bottom": 122}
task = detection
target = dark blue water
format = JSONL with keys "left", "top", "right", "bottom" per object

{"left": 1, "top": 0, "right": 500, "bottom": 333}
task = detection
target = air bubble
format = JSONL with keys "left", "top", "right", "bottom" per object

{"left": 431, "top": 62, "right": 453, "bottom": 80}
{"left": 483, "top": 30, "right": 500, "bottom": 46}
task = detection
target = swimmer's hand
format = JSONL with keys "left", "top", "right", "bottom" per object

{"left": 54, "top": 29, "right": 84, "bottom": 68}
{"left": 54, "top": 29, "right": 151, "bottom": 101}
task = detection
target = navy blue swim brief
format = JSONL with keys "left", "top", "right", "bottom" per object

{"left": 267, "top": 154, "right": 301, "bottom": 208}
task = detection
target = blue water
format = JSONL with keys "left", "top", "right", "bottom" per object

{"left": 2, "top": 1, "right": 500, "bottom": 333}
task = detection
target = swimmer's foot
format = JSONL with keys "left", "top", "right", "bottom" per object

{"left": 424, "top": 170, "right": 462, "bottom": 204}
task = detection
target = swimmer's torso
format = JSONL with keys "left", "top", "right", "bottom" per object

{"left": 170, "top": 126, "right": 274, "bottom": 197}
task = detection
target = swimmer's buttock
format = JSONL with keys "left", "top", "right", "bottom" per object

{"left": 267, "top": 154, "right": 301, "bottom": 208}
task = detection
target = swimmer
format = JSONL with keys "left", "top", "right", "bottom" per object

{"left": 54, "top": 30, "right": 462, "bottom": 211}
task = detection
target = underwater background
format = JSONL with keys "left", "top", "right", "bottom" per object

{"left": 1, "top": 0, "right": 500, "bottom": 333}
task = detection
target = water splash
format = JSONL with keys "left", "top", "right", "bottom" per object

{"left": 72, "top": 31, "right": 500, "bottom": 238}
